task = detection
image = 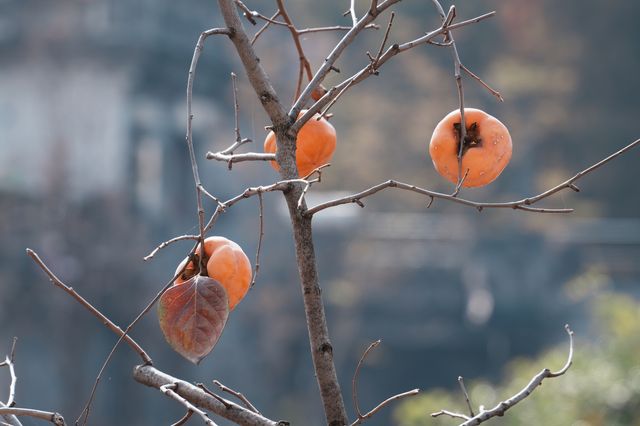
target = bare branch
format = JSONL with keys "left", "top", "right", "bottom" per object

{"left": 251, "top": 192, "right": 264, "bottom": 288}
{"left": 1, "top": 357, "right": 15, "bottom": 409}
{"left": 297, "top": 24, "right": 378, "bottom": 35}
{"left": 350, "top": 340, "right": 419, "bottom": 425}
{"left": 75, "top": 264, "right": 193, "bottom": 426}
{"left": 187, "top": 29, "right": 231, "bottom": 275}
{"left": 134, "top": 365, "right": 281, "bottom": 426}
{"left": 231, "top": 72, "right": 242, "bottom": 144}
{"left": 432, "top": 325, "right": 575, "bottom": 426}
{"left": 217, "top": 0, "right": 290, "bottom": 127}
{"left": 296, "top": 10, "right": 497, "bottom": 131}
{"left": 460, "top": 64, "right": 503, "bottom": 102}
{"left": 170, "top": 410, "right": 193, "bottom": 426}
{"left": 26, "top": 250, "right": 150, "bottom": 364}
{"left": 234, "top": 0, "right": 287, "bottom": 27}
{"left": 147, "top": 177, "right": 314, "bottom": 267}
{"left": 451, "top": 168, "right": 469, "bottom": 197}
{"left": 305, "top": 138, "right": 640, "bottom": 215}
{"left": 250, "top": 11, "right": 281, "bottom": 45}
{"left": 213, "top": 380, "right": 261, "bottom": 414}
{"left": 352, "top": 340, "right": 381, "bottom": 418}
{"left": 0, "top": 409, "right": 64, "bottom": 426}
{"left": 144, "top": 235, "right": 200, "bottom": 261}
{"left": 370, "top": 11, "right": 395, "bottom": 70}
{"left": 0, "top": 404, "right": 21, "bottom": 426}
{"left": 275, "top": 0, "right": 314, "bottom": 100}
{"left": 369, "top": 0, "right": 379, "bottom": 17}
{"left": 458, "top": 376, "right": 475, "bottom": 417}
{"left": 161, "top": 384, "right": 219, "bottom": 426}
{"left": 0, "top": 339, "right": 18, "bottom": 409}
{"left": 352, "top": 390, "right": 419, "bottom": 425}
{"left": 291, "top": 0, "right": 403, "bottom": 121}
{"left": 349, "top": 0, "right": 358, "bottom": 27}
{"left": 206, "top": 151, "right": 276, "bottom": 165}
{"left": 431, "top": 410, "right": 470, "bottom": 421}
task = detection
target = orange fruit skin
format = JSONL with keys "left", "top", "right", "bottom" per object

{"left": 264, "top": 110, "right": 337, "bottom": 177}
{"left": 175, "top": 236, "right": 252, "bottom": 311}
{"left": 429, "top": 108, "right": 512, "bottom": 188}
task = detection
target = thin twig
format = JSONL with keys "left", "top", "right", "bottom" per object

{"left": 451, "top": 168, "right": 469, "bottom": 197}
{"left": 161, "top": 384, "right": 219, "bottom": 426}
{"left": 234, "top": 0, "right": 287, "bottom": 27}
{"left": 0, "top": 409, "right": 64, "bottom": 426}
{"left": 297, "top": 24, "right": 378, "bottom": 34}
{"left": 199, "top": 185, "right": 226, "bottom": 207}
{"left": 291, "top": 0, "right": 404, "bottom": 121}
{"left": 251, "top": 193, "right": 264, "bottom": 288}
{"left": 431, "top": 410, "right": 470, "bottom": 421}
{"left": 297, "top": 180, "right": 313, "bottom": 210}
{"left": 305, "top": 138, "right": 640, "bottom": 216}
{"left": 458, "top": 377, "right": 475, "bottom": 417}
{"left": 294, "top": 10, "right": 497, "bottom": 132}
{"left": 460, "top": 64, "right": 503, "bottom": 102}
{"left": 7, "top": 339, "right": 16, "bottom": 364}
{"left": 134, "top": 365, "right": 280, "bottom": 426}
{"left": 319, "top": 76, "right": 360, "bottom": 117}
{"left": 144, "top": 235, "right": 200, "bottom": 261}
{"left": 232, "top": 72, "right": 241, "bottom": 143}
{"left": 349, "top": 0, "right": 358, "bottom": 27}
{"left": 26, "top": 249, "right": 150, "bottom": 363}
{"left": 350, "top": 340, "right": 419, "bottom": 425}
{"left": 148, "top": 177, "right": 312, "bottom": 268}
{"left": 351, "top": 390, "right": 419, "bottom": 425}
{"left": 170, "top": 410, "right": 193, "bottom": 426}
{"left": 196, "top": 383, "right": 233, "bottom": 409}
{"left": 432, "top": 325, "right": 575, "bottom": 426}
{"left": 74, "top": 264, "right": 192, "bottom": 426}
{"left": 213, "top": 380, "right": 261, "bottom": 414}
{"left": 187, "top": 29, "right": 231, "bottom": 275}
{"left": 370, "top": 12, "right": 395, "bottom": 70}
{"left": 251, "top": 11, "right": 281, "bottom": 45}
{"left": 1, "top": 357, "right": 15, "bottom": 408}
{"left": 0, "top": 339, "right": 18, "bottom": 408}
{"left": 206, "top": 151, "right": 276, "bottom": 165}
{"left": 353, "top": 340, "right": 381, "bottom": 418}
{"left": 275, "top": 0, "right": 313, "bottom": 100}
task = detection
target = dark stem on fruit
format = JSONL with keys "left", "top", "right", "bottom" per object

{"left": 453, "top": 121, "right": 482, "bottom": 157}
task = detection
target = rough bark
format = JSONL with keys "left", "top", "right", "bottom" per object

{"left": 133, "top": 365, "right": 280, "bottom": 426}
{"left": 215, "top": 2, "right": 349, "bottom": 424}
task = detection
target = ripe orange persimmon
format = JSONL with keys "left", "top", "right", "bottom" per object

{"left": 175, "top": 236, "right": 251, "bottom": 310}
{"left": 263, "top": 110, "right": 336, "bottom": 177}
{"left": 429, "top": 108, "right": 512, "bottom": 188}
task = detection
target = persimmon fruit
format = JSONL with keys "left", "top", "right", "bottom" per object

{"left": 429, "top": 108, "right": 512, "bottom": 188}
{"left": 175, "top": 236, "right": 251, "bottom": 310}
{"left": 263, "top": 110, "right": 336, "bottom": 177}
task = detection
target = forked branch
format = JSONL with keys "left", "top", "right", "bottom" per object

{"left": 432, "top": 325, "right": 574, "bottom": 425}
{"left": 134, "top": 365, "right": 282, "bottom": 426}
{"left": 351, "top": 340, "right": 419, "bottom": 425}
{"left": 295, "top": 10, "right": 497, "bottom": 131}
{"left": 305, "top": 138, "right": 640, "bottom": 216}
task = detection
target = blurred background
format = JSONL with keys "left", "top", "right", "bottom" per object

{"left": 0, "top": 0, "right": 639, "bottom": 425}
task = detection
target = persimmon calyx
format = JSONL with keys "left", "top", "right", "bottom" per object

{"left": 453, "top": 121, "right": 482, "bottom": 156}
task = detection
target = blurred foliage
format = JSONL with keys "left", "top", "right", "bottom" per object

{"left": 395, "top": 291, "right": 640, "bottom": 426}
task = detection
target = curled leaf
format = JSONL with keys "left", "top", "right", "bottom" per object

{"left": 157, "top": 275, "right": 229, "bottom": 364}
